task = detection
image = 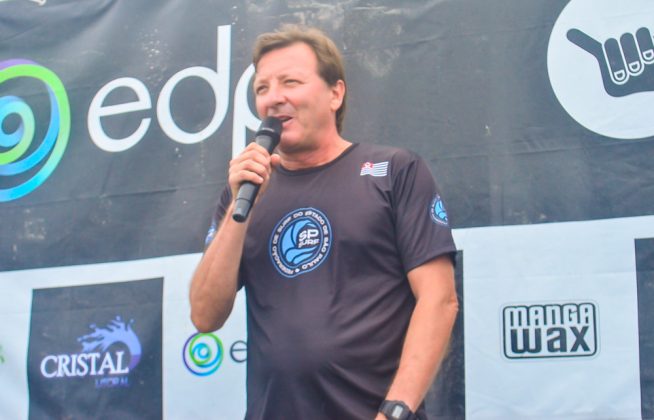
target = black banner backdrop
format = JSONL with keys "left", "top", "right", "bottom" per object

{"left": 2, "top": 0, "right": 654, "bottom": 418}
{"left": 2, "top": 0, "right": 652, "bottom": 271}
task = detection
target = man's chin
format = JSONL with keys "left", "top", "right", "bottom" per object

{"left": 278, "top": 137, "right": 311, "bottom": 154}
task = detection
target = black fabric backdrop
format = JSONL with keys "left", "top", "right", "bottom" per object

{"left": 1, "top": 1, "right": 653, "bottom": 418}
{"left": 2, "top": 0, "right": 652, "bottom": 271}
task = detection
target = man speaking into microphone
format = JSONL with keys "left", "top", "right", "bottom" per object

{"left": 189, "top": 24, "right": 458, "bottom": 420}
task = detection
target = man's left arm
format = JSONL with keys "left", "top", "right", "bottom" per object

{"left": 376, "top": 254, "right": 459, "bottom": 419}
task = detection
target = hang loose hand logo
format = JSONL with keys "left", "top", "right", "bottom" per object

{"left": 567, "top": 27, "right": 654, "bottom": 97}
{"left": 547, "top": 0, "right": 654, "bottom": 140}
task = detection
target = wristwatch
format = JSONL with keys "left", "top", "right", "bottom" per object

{"left": 379, "top": 400, "right": 416, "bottom": 420}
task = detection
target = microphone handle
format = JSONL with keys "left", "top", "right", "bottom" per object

{"left": 232, "top": 134, "right": 278, "bottom": 223}
{"left": 231, "top": 117, "right": 281, "bottom": 223}
{"left": 232, "top": 182, "right": 260, "bottom": 223}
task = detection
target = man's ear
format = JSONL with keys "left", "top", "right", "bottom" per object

{"left": 330, "top": 80, "right": 346, "bottom": 112}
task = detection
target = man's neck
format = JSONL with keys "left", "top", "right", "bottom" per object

{"left": 279, "top": 136, "right": 352, "bottom": 171}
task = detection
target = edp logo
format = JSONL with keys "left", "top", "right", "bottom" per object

{"left": 502, "top": 302, "right": 598, "bottom": 359}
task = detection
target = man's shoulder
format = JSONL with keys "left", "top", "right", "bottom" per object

{"left": 353, "top": 142, "right": 419, "bottom": 164}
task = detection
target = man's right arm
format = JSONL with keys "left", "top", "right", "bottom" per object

{"left": 189, "top": 201, "right": 249, "bottom": 332}
{"left": 189, "top": 141, "right": 279, "bottom": 332}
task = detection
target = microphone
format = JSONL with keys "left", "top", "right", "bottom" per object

{"left": 232, "top": 116, "right": 282, "bottom": 223}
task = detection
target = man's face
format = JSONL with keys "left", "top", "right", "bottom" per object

{"left": 253, "top": 42, "right": 342, "bottom": 152}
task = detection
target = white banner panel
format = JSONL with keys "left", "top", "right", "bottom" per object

{"left": 456, "top": 215, "right": 654, "bottom": 419}
{"left": 1, "top": 215, "right": 654, "bottom": 419}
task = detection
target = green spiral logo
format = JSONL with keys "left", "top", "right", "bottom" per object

{"left": 0, "top": 59, "right": 70, "bottom": 202}
{"left": 183, "top": 333, "right": 224, "bottom": 376}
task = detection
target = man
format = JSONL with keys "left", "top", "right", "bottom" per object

{"left": 190, "top": 24, "right": 458, "bottom": 420}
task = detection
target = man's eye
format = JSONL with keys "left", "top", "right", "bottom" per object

{"left": 255, "top": 86, "right": 267, "bottom": 95}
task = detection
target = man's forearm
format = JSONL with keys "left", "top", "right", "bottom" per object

{"left": 376, "top": 256, "right": 458, "bottom": 419}
{"left": 383, "top": 294, "right": 458, "bottom": 411}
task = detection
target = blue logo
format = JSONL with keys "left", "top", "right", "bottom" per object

{"left": 270, "top": 207, "right": 332, "bottom": 278}
{"left": 430, "top": 195, "right": 449, "bottom": 226}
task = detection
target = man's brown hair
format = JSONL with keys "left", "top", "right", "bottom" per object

{"left": 253, "top": 24, "right": 347, "bottom": 133}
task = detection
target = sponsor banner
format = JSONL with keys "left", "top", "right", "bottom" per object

{"left": 2, "top": 219, "right": 654, "bottom": 418}
{"left": 457, "top": 215, "right": 654, "bottom": 418}
{"left": 0, "top": 254, "right": 247, "bottom": 420}
{"left": 27, "top": 278, "right": 163, "bottom": 419}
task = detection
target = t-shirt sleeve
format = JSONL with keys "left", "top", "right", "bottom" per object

{"left": 391, "top": 152, "right": 457, "bottom": 273}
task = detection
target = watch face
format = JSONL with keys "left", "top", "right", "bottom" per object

{"left": 390, "top": 404, "right": 406, "bottom": 419}
{"left": 381, "top": 400, "right": 411, "bottom": 420}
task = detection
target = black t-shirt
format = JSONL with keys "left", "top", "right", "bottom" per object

{"left": 209, "top": 143, "right": 456, "bottom": 420}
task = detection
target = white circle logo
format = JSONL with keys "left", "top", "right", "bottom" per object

{"left": 548, "top": 0, "right": 654, "bottom": 139}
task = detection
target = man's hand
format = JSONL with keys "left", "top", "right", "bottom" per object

{"left": 228, "top": 141, "right": 281, "bottom": 203}
{"left": 567, "top": 27, "right": 654, "bottom": 97}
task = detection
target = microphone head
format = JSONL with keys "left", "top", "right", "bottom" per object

{"left": 257, "top": 116, "right": 282, "bottom": 136}
{"left": 256, "top": 116, "right": 282, "bottom": 152}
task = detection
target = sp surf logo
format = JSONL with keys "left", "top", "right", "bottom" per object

{"left": 0, "top": 59, "right": 70, "bottom": 201}
{"left": 270, "top": 208, "right": 332, "bottom": 278}
{"left": 502, "top": 302, "right": 598, "bottom": 359}
{"left": 548, "top": 0, "right": 654, "bottom": 140}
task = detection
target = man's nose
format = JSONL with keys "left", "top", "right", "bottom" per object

{"left": 257, "top": 85, "right": 285, "bottom": 116}
{"left": 264, "top": 83, "right": 285, "bottom": 106}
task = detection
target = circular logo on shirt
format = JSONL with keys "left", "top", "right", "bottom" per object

{"left": 430, "top": 195, "right": 449, "bottom": 226}
{"left": 269, "top": 207, "right": 332, "bottom": 278}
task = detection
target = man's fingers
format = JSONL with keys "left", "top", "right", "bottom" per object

{"left": 236, "top": 159, "right": 268, "bottom": 181}
{"left": 230, "top": 145, "right": 271, "bottom": 171}
{"left": 270, "top": 153, "right": 281, "bottom": 169}
{"left": 227, "top": 142, "right": 275, "bottom": 196}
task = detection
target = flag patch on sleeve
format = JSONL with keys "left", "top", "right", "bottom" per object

{"left": 360, "top": 161, "right": 389, "bottom": 177}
